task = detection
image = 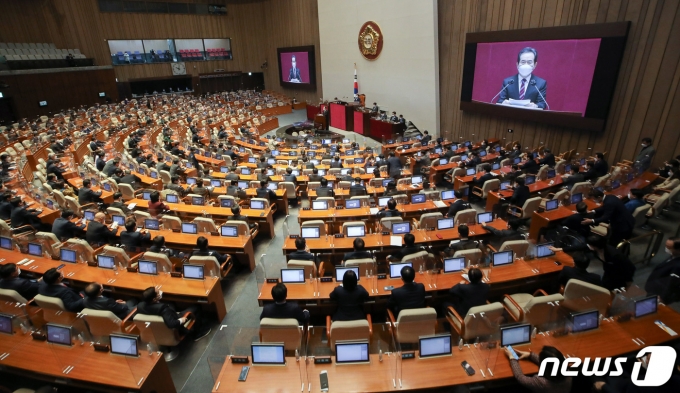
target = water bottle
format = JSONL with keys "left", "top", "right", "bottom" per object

{"left": 458, "top": 338, "right": 464, "bottom": 351}
{"left": 113, "top": 264, "right": 119, "bottom": 275}
{"left": 531, "top": 327, "right": 537, "bottom": 339}
{"left": 379, "top": 349, "right": 383, "bottom": 362}
{"left": 147, "top": 343, "right": 154, "bottom": 356}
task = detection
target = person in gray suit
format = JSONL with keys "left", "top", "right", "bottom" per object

{"left": 386, "top": 151, "right": 403, "bottom": 179}
{"left": 635, "top": 137, "right": 656, "bottom": 172}
{"left": 83, "top": 282, "right": 133, "bottom": 319}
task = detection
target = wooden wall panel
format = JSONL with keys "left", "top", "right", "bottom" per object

{"left": 439, "top": 0, "right": 680, "bottom": 168}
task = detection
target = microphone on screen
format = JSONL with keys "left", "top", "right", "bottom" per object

{"left": 490, "top": 80, "right": 514, "bottom": 104}
{"left": 530, "top": 80, "right": 550, "bottom": 110}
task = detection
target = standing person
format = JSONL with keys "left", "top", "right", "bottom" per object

{"left": 386, "top": 151, "right": 403, "bottom": 179}
{"left": 634, "top": 137, "right": 656, "bottom": 172}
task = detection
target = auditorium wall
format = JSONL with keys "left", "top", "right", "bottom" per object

{"left": 318, "top": 0, "right": 440, "bottom": 135}
{"left": 439, "top": 0, "right": 680, "bottom": 168}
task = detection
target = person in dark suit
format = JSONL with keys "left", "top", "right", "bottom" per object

{"left": 137, "top": 287, "right": 210, "bottom": 339}
{"left": 0, "top": 263, "right": 39, "bottom": 300}
{"left": 445, "top": 191, "right": 471, "bottom": 219}
{"left": 593, "top": 152, "right": 609, "bottom": 178}
{"left": 538, "top": 149, "right": 555, "bottom": 167}
{"left": 582, "top": 189, "right": 635, "bottom": 246}
{"left": 390, "top": 233, "right": 421, "bottom": 261}
{"left": 386, "top": 152, "right": 403, "bottom": 179}
{"left": 582, "top": 161, "right": 598, "bottom": 181}
{"left": 307, "top": 168, "right": 323, "bottom": 183}
{"left": 288, "top": 56, "right": 302, "bottom": 82}
{"left": 191, "top": 236, "right": 229, "bottom": 264}
{"left": 95, "top": 152, "right": 107, "bottom": 172}
{"left": 260, "top": 283, "right": 309, "bottom": 324}
{"left": 109, "top": 192, "right": 132, "bottom": 215}
{"left": 165, "top": 176, "right": 187, "bottom": 198}
{"left": 289, "top": 237, "right": 315, "bottom": 262}
{"left": 343, "top": 238, "right": 372, "bottom": 262}
{"left": 282, "top": 168, "right": 297, "bottom": 186}
{"left": 83, "top": 282, "right": 132, "bottom": 319}
{"left": 561, "top": 164, "right": 585, "bottom": 189}
{"left": 119, "top": 218, "right": 151, "bottom": 249}
{"left": 377, "top": 198, "right": 401, "bottom": 218}
{"left": 102, "top": 158, "right": 121, "bottom": 177}
{"left": 0, "top": 193, "right": 13, "bottom": 220}
{"left": 329, "top": 270, "right": 369, "bottom": 321}
{"left": 86, "top": 212, "right": 118, "bottom": 245}
{"left": 228, "top": 205, "right": 255, "bottom": 230}
{"left": 561, "top": 202, "right": 592, "bottom": 237}
{"left": 329, "top": 156, "right": 343, "bottom": 169}
{"left": 169, "top": 158, "right": 185, "bottom": 177}
{"left": 389, "top": 112, "right": 398, "bottom": 122}
{"left": 349, "top": 177, "right": 367, "bottom": 196}
{"left": 46, "top": 158, "right": 66, "bottom": 181}
{"left": 52, "top": 209, "right": 86, "bottom": 241}
{"left": 112, "top": 169, "right": 141, "bottom": 187}
{"left": 465, "top": 151, "right": 481, "bottom": 168}
{"left": 387, "top": 266, "right": 426, "bottom": 317}
{"left": 586, "top": 236, "right": 635, "bottom": 291}
{"left": 10, "top": 197, "right": 48, "bottom": 232}
{"left": 255, "top": 180, "right": 277, "bottom": 202}
{"left": 480, "top": 219, "right": 523, "bottom": 249}
{"left": 38, "top": 268, "right": 84, "bottom": 312}
{"left": 445, "top": 268, "right": 489, "bottom": 317}
{"left": 497, "top": 47, "right": 547, "bottom": 109}
{"left": 371, "top": 102, "right": 379, "bottom": 113}
{"left": 520, "top": 155, "right": 540, "bottom": 174}
{"left": 557, "top": 252, "right": 602, "bottom": 289}
{"left": 507, "top": 177, "right": 530, "bottom": 208}
{"left": 473, "top": 164, "right": 495, "bottom": 188}
{"left": 645, "top": 238, "right": 680, "bottom": 303}
{"left": 78, "top": 179, "right": 103, "bottom": 205}
{"left": 420, "top": 130, "right": 432, "bottom": 145}
{"left": 316, "top": 178, "right": 335, "bottom": 197}
{"left": 444, "top": 225, "right": 479, "bottom": 256}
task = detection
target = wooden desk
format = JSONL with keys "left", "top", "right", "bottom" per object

{"left": 66, "top": 178, "right": 114, "bottom": 203}
{"left": 486, "top": 177, "right": 565, "bottom": 211}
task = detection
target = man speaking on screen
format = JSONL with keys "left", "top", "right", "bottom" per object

{"left": 497, "top": 47, "right": 547, "bottom": 109}
{"left": 288, "top": 55, "right": 301, "bottom": 83}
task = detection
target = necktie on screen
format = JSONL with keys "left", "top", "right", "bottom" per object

{"left": 519, "top": 79, "right": 526, "bottom": 100}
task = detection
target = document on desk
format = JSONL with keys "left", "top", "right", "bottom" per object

{"left": 433, "top": 201, "right": 447, "bottom": 208}
{"left": 369, "top": 207, "right": 379, "bottom": 215}
{"left": 127, "top": 203, "right": 137, "bottom": 210}
{"left": 390, "top": 236, "right": 402, "bottom": 246}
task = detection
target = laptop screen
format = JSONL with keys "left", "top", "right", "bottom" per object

{"left": 28, "top": 243, "right": 42, "bottom": 257}
{"left": 571, "top": 193, "right": 583, "bottom": 204}
{"left": 390, "top": 262, "right": 413, "bottom": 279}
{"left": 525, "top": 175, "right": 536, "bottom": 185}
{"left": 0, "top": 236, "right": 12, "bottom": 250}
{"left": 500, "top": 324, "right": 531, "bottom": 347}
{"left": 110, "top": 334, "right": 139, "bottom": 357}
{"left": 312, "top": 201, "right": 328, "bottom": 210}
{"left": 186, "top": 177, "right": 197, "bottom": 185}
{"left": 46, "top": 324, "right": 71, "bottom": 346}
{"left": 545, "top": 199, "right": 559, "bottom": 211}
{"left": 492, "top": 162, "right": 500, "bottom": 170}
{"left": 441, "top": 190, "right": 455, "bottom": 200}
{"left": 392, "top": 222, "right": 411, "bottom": 234}
{"left": 60, "top": 248, "right": 77, "bottom": 263}
{"left": 346, "top": 226, "right": 365, "bottom": 237}
{"left": 138, "top": 260, "right": 157, "bottom": 275}
{"left": 411, "top": 194, "right": 426, "bottom": 204}
{"left": 547, "top": 169, "right": 556, "bottom": 179}
{"left": 378, "top": 197, "right": 391, "bottom": 207}
{"left": 220, "top": 198, "right": 234, "bottom": 208}
{"left": 634, "top": 296, "right": 658, "bottom": 318}
{"left": 281, "top": 268, "right": 305, "bottom": 283}
{"left": 97, "top": 254, "right": 115, "bottom": 269}
{"left": 411, "top": 176, "right": 423, "bottom": 185}
{"left": 477, "top": 212, "right": 493, "bottom": 224}
{"left": 466, "top": 168, "right": 476, "bottom": 176}
{"left": 242, "top": 168, "right": 252, "bottom": 175}
{"left": 211, "top": 180, "right": 222, "bottom": 187}
{"left": 221, "top": 225, "right": 239, "bottom": 237}
{"left": 536, "top": 242, "right": 555, "bottom": 258}
{"left": 150, "top": 171, "right": 158, "bottom": 179}
{"left": 238, "top": 181, "right": 249, "bottom": 189}
{"left": 437, "top": 218, "right": 454, "bottom": 230}
{"left": 571, "top": 310, "right": 599, "bottom": 333}
{"left": 345, "top": 199, "right": 361, "bottom": 209}
{"left": 301, "top": 227, "right": 320, "bottom": 238}
{"left": 250, "top": 200, "right": 265, "bottom": 209}
{"left": 192, "top": 196, "right": 204, "bottom": 206}
{"left": 144, "top": 219, "right": 159, "bottom": 230}
{"left": 221, "top": 166, "right": 229, "bottom": 173}
{"left": 500, "top": 181, "right": 512, "bottom": 190}
{"left": 112, "top": 215, "right": 125, "bottom": 226}
{"left": 251, "top": 344, "right": 285, "bottom": 365}
{"left": 267, "top": 182, "right": 278, "bottom": 191}
{"left": 0, "top": 314, "right": 12, "bottom": 334}
{"left": 183, "top": 264, "right": 204, "bottom": 279}
{"left": 335, "top": 341, "right": 370, "bottom": 364}
{"left": 142, "top": 192, "right": 151, "bottom": 201}
{"left": 419, "top": 335, "right": 451, "bottom": 358}
{"left": 443, "top": 257, "right": 465, "bottom": 273}
{"left": 492, "top": 250, "right": 514, "bottom": 266}
{"left": 181, "top": 223, "right": 198, "bottom": 234}
{"left": 166, "top": 194, "right": 179, "bottom": 203}
{"left": 336, "top": 267, "right": 360, "bottom": 282}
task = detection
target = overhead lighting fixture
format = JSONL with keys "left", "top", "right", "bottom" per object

{"left": 248, "top": 72, "right": 252, "bottom": 76}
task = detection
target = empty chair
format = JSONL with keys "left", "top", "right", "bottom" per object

{"left": 344, "top": 258, "right": 376, "bottom": 276}
{"left": 0, "top": 288, "right": 29, "bottom": 304}
{"left": 453, "top": 249, "right": 482, "bottom": 265}
{"left": 188, "top": 255, "right": 230, "bottom": 279}
{"left": 415, "top": 212, "right": 442, "bottom": 230}
{"left": 447, "top": 302, "right": 506, "bottom": 341}
{"left": 326, "top": 316, "right": 372, "bottom": 347}
{"left": 141, "top": 251, "right": 174, "bottom": 273}
{"left": 259, "top": 318, "right": 303, "bottom": 351}
{"left": 471, "top": 178, "right": 500, "bottom": 199}
{"left": 301, "top": 220, "right": 327, "bottom": 236}
{"left": 498, "top": 240, "right": 530, "bottom": 258}
{"left": 102, "top": 246, "right": 133, "bottom": 268}
{"left": 562, "top": 279, "right": 612, "bottom": 316}
{"left": 288, "top": 260, "right": 317, "bottom": 278}
{"left": 388, "top": 307, "right": 437, "bottom": 345}
{"left": 398, "top": 250, "right": 432, "bottom": 272}
{"left": 194, "top": 217, "right": 218, "bottom": 233}
{"left": 453, "top": 209, "right": 477, "bottom": 225}
{"left": 508, "top": 196, "right": 542, "bottom": 220}
{"left": 65, "top": 239, "right": 95, "bottom": 263}
{"left": 503, "top": 290, "right": 564, "bottom": 326}
{"left": 33, "top": 294, "right": 73, "bottom": 326}
{"left": 81, "top": 308, "right": 135, "bottom": 342}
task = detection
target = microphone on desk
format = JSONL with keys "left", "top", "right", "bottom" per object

{"left": 530, "top": 80, "right": 549, "bottom": 110}
{"left": 490, "top": 80, "right": 514, "bottom": 104}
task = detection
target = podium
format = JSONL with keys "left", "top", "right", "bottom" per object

{"left": 463, "top": 100, "right": 596, "bottom": 130}
{"left": 353, "top": 110, "right": 371, "bottom": 135}
{"left": 330, "top": 102, "right": 359, "bottom": 131}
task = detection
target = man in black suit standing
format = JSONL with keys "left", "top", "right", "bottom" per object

{"left": 83, "top": 282, "right": 133, "bottom": 319}
{"left": 445, "top": 268, "right": 489, "bottom": 317}
{"left": 371, "top": 102, "right": 379, "bottom": 113}
{"left": 0, "top": 263, "right": 39, "bottom": 300}
{"left": 288, "top": 56, "right": 301, "bottom": 83}
{"left": 387, "top": 266, "right": 426, "bottom": 317}
{"left": 497, "top": 47, "right": 547, "bottom": 109}
{"left": 38, "top": 268, "right": 84, "bottom": 312}
{"left": 260, "top": 283, "right": 309, "bottom": 324}
{"left": 593, "top": 152, "right": 609, "bottom": 178}
{"left": 343, "top": 238, "right": 372, "bottom": 262}
{"left": 645, "top": 238, "right": 680, "bottom": 303}
{"left": 582, "top": 189, "right": 635, "bottom": 246}
{"left": 137, "top": 287, "right": 210, "bottom": 340}
{"left": 386, "top": 151, "right": 403, "bottom": 179}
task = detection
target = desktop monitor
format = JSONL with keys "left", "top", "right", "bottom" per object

{"left": 137, "top": 260, "right": 158, "bottom": 275}
{"left": 419, "top": 335, "right": 452, "bottom": 358}
{"left": 346, "top": 226, "right": 365, "bottom": 237}
{"left": 28, "top": 243, "right": 42, "bottom": 257}
{"left": 443, "top": 257, "right": 465, "bottom": 273}
{"left": 238, "top": 181, "right": 249, "bottom": 189}
{"left": 513, "top": 157, "right": 521, "bottom": 164}
{"left": 84, "top": 211, "right": 95, "bottom": 222}
{"left": 301, "top": 227, "right": 320, "bottom": 239}
{"left": 150, "top": 171, "right": 158, "bottom": 179}
{"left": 336, "top": 267, "right": 360, "bottom": 282}
{"left": 571, "top": 193, "right": 583, "bottom": 204}
{"left": 346, "top": 150, "right": 355, "bottom": 156}
{"left": 248, "top": 157, "right": 257, "bottom": 163}
{"left": 335, "top": 341, "right": 370, "bottom": 364}
{"left": 181, "top": 223, "right": 198, "bottom": 234}
{"left": 382, "top": 179, "right": 392, "bottom": 187}
{"left": 220, "top": 166, "right": 229, "bottom": 173}
{"left": 479, "top": 150, "right": 487, "bottom": 157}
{"left": 220, "top": 225, "right": 239, "bottom": 237}
{"left": 103, "top": 183, "right": 112, "bottom": 192}
{"left": 525, "top": 175, "right": 536, "bottom": 185}
{"left": 250, "top": 200, "right": 265, "bottom": 210}
{"left": 267, "top": 182, "right": 278, "bottom": 191}
{"left": 441, "top": 190, "right": 455, "bottom": 200}
{"left": 186, "top": 177, "right": 197, "bottom": 185}
{"left": 280, "top": 268, "right": 305, "bottom": 283}
{"left": 378, "top": 197, "right": 391, "bottom": 207}
{"left": 0, "top": 236, "right": 12, "bottom": 250}
{"left": 366, "top": 166, "right": 377, "bottom": 174}
{"left": 183, "top": 264, "right": 204, "bottom": 279}
{"left": 437, "top": 218, "right": 454, "bottom": 230}
{"left": 570, "top": 310, "right": 599, "bottom": 333}
{"left": 46, "top": 324, "right": 71, "bottom": 346}
{"left": 492, "top": 162, "right": 500, "bottom": 170}
{"left": 580, "top": 158, "right": 586, "bottom": 165}
{"left": 500, "top": 324, "right": 532, "bottom": 347}
{"left": 112, "top": 215, "right": 125, "bottom": 226}
{"left": 496, "top": 145, "right": 502, "bottom": 152}
{"left": 242, "top": 168, "right": 252, "bottom": 175}
{"left": 110, "top": 334, "right": 139, "bottom": 357}
{"left": 392, "top": 222, "right": 411, "bottom": 234}
{"left": 466, "top": 168, "right": 476, "bottom": 176}
{"left": 354, "top": 158, "right": 365, "bottom": 164}
{"left": 220, "top": 198, "right": 234, "bottom": 208}
{"left": 317, "top": 169, "right": 326, "bottom": 176}
{"left": 288, "top": 151, "right": 296, "bottom": 156}
{"left": 204, "top": 152, "right": 211, "bottom": 158}
{"left": 267, "top": 158, "right": 276, "bottom": 165}
{"left": 411, "top": 194, "right": 426, "bottom": 204}
{"left": 389, "top": 262, "right": 413, "bottom": 279}
{"left": 0, "top": 314, "right": 13, "bottom": 334}
{"left": 291, "top": 170, "right": 300, "bottom": 176}
{"left": 565, "top": 164, "right": 572, "bottom": 173}
{"left": 439, "top": 158, "right": 448, "bottom": 165}
{"left": 464, "top": 141, "right": 471, "bottom": 147}
{"left": 492, "top": 250, "right": 514, "bottom": 266}
{"left": 460, "top": 154, "right": 468, "bottom": 161}
{"left": 411, "top": 175, "right": 423, "bottom": 185}
{"left": 500, "top": 181, "right": 512, "bottom": 191}
{"left": 166, "top": 194, "right": 179, "bottom": 203}
{"left": 97, "top": 254, "right": 115, "bottom": 269}
{"left": 545, "top": 199, "right": 559, "bottom": 211}
{"left": 185, "top": 163, "right": 193, "bottom": 168}
{"left": 138, "top": 168, "right": 146, "bottom": 176}
{"left": 340, "top": 168, "right": 351, "bottom": 175}
{"left": 144, "top": 219, "right": 160, "bottom": 230}
{"left": 322, "top": 138, "right": 332, "bottom": 145}
{"left": 402, "top": 144, "right": 411, "bottom": 150}
{"left": 611, "top": 180, "right": 620, "bottom": 189}
{"left": 547, "top": 169, "right": 556, "bottom": 179}
{"left": 312, "top": 200, "right": 328, "bottom": 210}
{"left": 536, "top": 242, "right": 555, "bottom": 258}
{"left": 434, "top": 147, "right": 442, "bottom": 154}
{"left": 214, "top": 155, "right": 222, "bottom": 160}
{"left": 251, "top": 343, "right": 286, "bottom": 365}
{"left": 240, "top": 147, "right": 246, "bottom": 153}
{"left": 271, "top": 150, "right": 280, "bottom": 156}
{"left": 211, "top": 180, "right": 222, "bottom": 187}
{"left": 60, "top": 248, "right": 77, "bottom": 263}
{"left": 634, "top": 296, "right": 658, "bottom": 318}
{"left": 627, "top": 172, "right": 634, "bottom": 182}
{"left": 142, "top": 192, "right": 151, "bottom": 200}
{"left": 192, "top": 196, "right": 204, "bottom": 206}
{"left": 345, "top": 199, "right": 361, "bottom": 209}
{"left": 476, "top": 212, "right": 493, "bottom": 224}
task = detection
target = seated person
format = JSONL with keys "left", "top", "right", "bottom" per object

{"left": 557, "top": 252, "right": 601, "bottom": 289}
{"left": 191, "top": 236, "right": 228, "bottom": 264}
{"left": 624, "top": 188, "right": 646, "bottom": 213}
{"left": 189, "top": 178, "right": 211, "bottom": 200}
{"left": 77, "top": 179, "right": 103, "bottom": 205}
{"left": 0, "top": 263, "right": 39, "bottom": 300}
{"left": 289, "top": 237, "right": 315, "bottom": 261}
{"left": 147, "top": 191, "right": 168, "bottom": 217}
{"left": 109, "top": 192, "right": 132, "bottom": 214}
{"left": 443, "top": 224, "right": 479, "bottom": 255}
{"left": 228, "top": 205, "right": 256, "bottom": 230}
{"left": 561, "top": 202, "right": 592, "bottom": 238}
{"left": 389, "top": 233, "right": 420, "bottom": 261}
{"left": 506, "top": 346, "right": 572, "bottom": 392}
{"left": 52, "top": 209, "right": 86, "bottom": 241}
{"left": 473, "top": 164, "right": 495, "bottom": 188}
{"left": 86, "top": 212, "right": 118, "bottom": 245}
{"left": 480, "top": 218, "right": 523, "bottom": 248}
{"left": 137, "top": 286, "right": 210, "bottom": 339}
{"left": 561, "top": 164, "right": 584, "bottom": 188}
{"left": 445, "top": 267, "right": 489, "bottom": 316}
{"left": 644, "top": 237, "right": 680, "bottom": 303}
{"left": 329, "top": 270, "right": 369, "bottom": 321}
{"left": 119, "top": 218, "right": 151, "bottom": 250}
{"left": 255, "top": 180, "right": 277, "bottom": 202}
{"left": 383, "top": 181, "right": 400, "bottom": 197}
{"left": 10, "top": 197, "right": 49, "bottom": 232}
{"left": 260, "top": 283, "right": 309, "bottom": 324}
{"left": 282, "top": 168, "right": 297, "bottom": 185}
{"left": 445, "top": 190, "right": 471, "bottom": 219}
{"left": 349, "top": 177, "right": 367, "bottom": 196}
{"left": 506, "top": 177, "right": 530, "bottom": 208}
{"left": 316, "top": 178, "right": 335, "bottom": 197}
{"left": 38, "top": 268, "right": 84, "bottom": 312}
{"left": 377, "top": 198, "right": 401, "bottom": 218}
{"left": 386, "top": 266, "right": 426, "bottom": 317}
{"left": 165, "top": 176, "right": 187, "bottom": 197}
{"left": 83, "top": 282, "right": 134, "bottom": 320}
{"left": 343, "top": 238, "right": 372, "bottom": 262}
{"left": 226, "top": 179, "right": 246, "bottom": 199}
{"left": 654, "top": 169, "right": 680, "bottom": 190}
{"left": 148, "top": 235, "right": 180, "bottom": 257}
